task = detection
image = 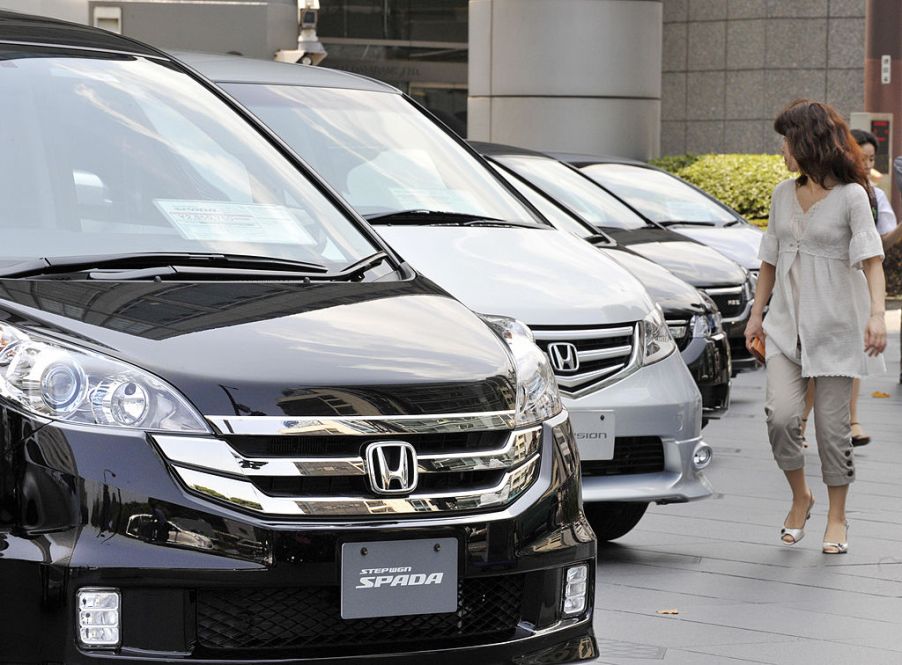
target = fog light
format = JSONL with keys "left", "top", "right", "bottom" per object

{"left": 77, "top": 589, "right": 120, "bottom": 648}
{"left": 562, "top": 564, "right": 589, "bottom": 616}
{"left": 693, "top": 444, "right": 713, "bottom": 469}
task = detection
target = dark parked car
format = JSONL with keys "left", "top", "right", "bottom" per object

{"left": 477, "top": 145, "right": 731, "bottom": 421}
{"left": 0, "top": 12, "right": 596, "bottom": 664}
{"left": 483, "top": 145, "right": 757, "bottom": 374}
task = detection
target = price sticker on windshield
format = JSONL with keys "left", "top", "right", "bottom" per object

{"left": 156, "top": 200, "right": 315, "bottom": 245}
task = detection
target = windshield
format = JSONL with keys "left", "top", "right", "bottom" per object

{"left": 580, "top": 163, "right": 737, "bottom": 225}
{"left": 488, "top": 164, "right": 595, "bottom": 239}
{"left": 223, "top": 84, "right": 544, "bottom": 226}
{"left": 492, "top": 155, "right": 649, "bottom": 231}
{"left": 0, "top": 48, "right": 376, "bottom": 270}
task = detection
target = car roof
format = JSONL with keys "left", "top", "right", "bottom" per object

{"left": 175, "top": 51, "right": 400, "bottom": 94}
{"left": 549, "top": 152, "right": 651, "bottom": 168}
{"left": 0, "top": 10, "right": 160, "bottom": 56}
{"left": 469, "top": 141, "right": 557, "bottom": 159}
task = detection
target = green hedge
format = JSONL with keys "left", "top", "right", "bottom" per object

{"left": 650, "top": 153, "right": 791, "bottom": 222}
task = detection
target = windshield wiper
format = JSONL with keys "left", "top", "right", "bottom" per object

{"left": 333, "top": 251, "right": 390, "bottom": 280}
{"left": 584, "top": 233, "right": 616, "bottom": 246}
{"left": 657, "top": 220, "right": 718, "bottom": 227}
{"left": 0, "top": 252, "right": 330, "bottom": 279}
{"left": 364, "top": 209, "right": 533, "bottom": 228}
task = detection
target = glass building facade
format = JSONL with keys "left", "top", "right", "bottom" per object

{"left": 317, "top": 1, "right": 469, "bottom": 136}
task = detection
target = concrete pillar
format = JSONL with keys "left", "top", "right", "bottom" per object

{"left": 468, "top": 0, "right": 662, "bottom": 161}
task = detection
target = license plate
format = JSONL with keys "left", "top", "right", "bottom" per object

{"left": 340, "top": 538, "right": 458, "bottom": 619}
{"left": 569, "top": 410, "right": 616, "bottom": 461}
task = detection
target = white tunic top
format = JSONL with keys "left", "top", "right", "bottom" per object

{"left": 874, "top": 187, "right": 897, "bottom": 236}
{"left": 759, "top": 179, "right": 884, "bottom": 378}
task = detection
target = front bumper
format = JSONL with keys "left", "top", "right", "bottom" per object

{"left": 0, "top": 411, "right": 596, "bottom": 664}
{"left": 562, "top": 350, "right": 713, "bottom": 505}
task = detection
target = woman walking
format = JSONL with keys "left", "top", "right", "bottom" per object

{"left": 746, "top": 100, "right": 887, "bottom": 554}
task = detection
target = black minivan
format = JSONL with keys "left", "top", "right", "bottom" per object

{"left": 0, "top": 13, "right": 596, "bottom": 664}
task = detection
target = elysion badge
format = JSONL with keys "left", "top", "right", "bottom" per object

{"left": 365, "top": 441, "right": 418, "bottom": 495}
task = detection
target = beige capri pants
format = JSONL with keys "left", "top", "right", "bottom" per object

{"left": 765, "top": 353, "right": 855, "bottom": 486}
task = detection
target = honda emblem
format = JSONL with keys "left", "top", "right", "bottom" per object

{"left": 547, "top": 342, "right": 580, "bottom": 372}
{"left": 365, "top": 441, "right": 418, "bottom": 495}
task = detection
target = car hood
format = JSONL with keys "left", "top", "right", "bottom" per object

{"left": 598, "top": 246, "right": 706, "bottom": 316}
{"left": 602, "top": 227, "right": 747, "bottom": 287}
{"left": 0, "top": 277, "right": 516, "bottom": 417}
{"left": 376, "top": 226, "right": 654, "bottom": 326}
{"left": 667, "top": 225, "right": 763, "bottom": 270}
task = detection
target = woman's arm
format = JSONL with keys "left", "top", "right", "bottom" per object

{"left": 861, "top": 256, "right": 886, "bottom": 356}
{"left": 744, "top": 261, "right": 775, "bottom": 350}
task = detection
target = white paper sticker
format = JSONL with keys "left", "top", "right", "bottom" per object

{"left": 155, "top": 200, "right": 315, "bottom": 245}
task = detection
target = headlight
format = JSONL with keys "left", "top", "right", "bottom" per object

{"left": 0, "top": 323, "right": 208, "bottom": 432}
{"left": 695, "top": 290, "right": 723, "bottom": 335}
{"left": 744, "top": 271, "right": 757, "bottom": 300}
{"left": 691, "top": 315, "right": 709, "bottom": 338}
{"left": 748, "top": 269, "right": 759, "bottom": 294}
{"left": 709, "top": 310, "right": 723, "bottom": 333}
{"left": 640, "top": 305, "right": 676, "bottom": 365}
{"left": 481, "top": 316, "right": 563, "bottom": 426}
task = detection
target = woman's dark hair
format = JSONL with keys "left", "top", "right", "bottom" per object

{"left": 774, "top": 99, "right": 870, "bottom": 193}
{"left": 851, "top": 128, "right": 878, "bottom": 152}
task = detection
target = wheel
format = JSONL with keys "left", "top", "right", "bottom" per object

{"left": 584, "top": 502, "right": 649, "bottom": 541}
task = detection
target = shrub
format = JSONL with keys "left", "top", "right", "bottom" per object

{"left": 649, "top": 153, "right": 702, "bottom": 173}
{"left": 671, "top": 153, "right": 792, "bottom": 221}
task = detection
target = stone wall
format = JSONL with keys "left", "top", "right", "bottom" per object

{"left": 661, "top": 0, "right": 866, "bottom": 156}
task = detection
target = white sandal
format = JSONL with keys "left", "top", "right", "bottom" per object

{"left": 781, "top": 494, "right": 814, "bottom": 544}
{"left": 823, "top": 522, "right": 849, "bottom": 554}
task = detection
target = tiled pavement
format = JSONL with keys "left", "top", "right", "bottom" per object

{"left": 592, "top": 309, "right": 902, "bottom": 665}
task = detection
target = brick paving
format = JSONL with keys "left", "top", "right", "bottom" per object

{"left": 592, "top": 309, "right": 902, "bottom": 665}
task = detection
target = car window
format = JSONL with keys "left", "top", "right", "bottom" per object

{"left": 488, "top": 164, "right": 594, "bottom": 239}
{"left": 0, "top": 48, "right": 376, "bottom": 268}
{"left": 580, "top": 163, "right": 736, "bottom": 225}
{"left": 223, "top": 83, "right": 544, "bottom": 226}
{"left": 491, "top": 155, "right": 649, "bottom": 231}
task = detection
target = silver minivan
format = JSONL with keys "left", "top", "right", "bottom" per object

{"left": 182, "top": 53, "right": 714, "bottom": 540}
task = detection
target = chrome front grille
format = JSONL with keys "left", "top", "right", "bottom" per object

{"left": 154, "top": 412, "right": 542, "bottom": 517}
{"left": 701, "top": 284, "right": 748, "bottom": 321}
{"left": 531, "top": 323, "right": 639, "bottom": 397}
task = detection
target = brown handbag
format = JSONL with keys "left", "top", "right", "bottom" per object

{"left": 749, "top": 336, "right": 766, "bottom": 365}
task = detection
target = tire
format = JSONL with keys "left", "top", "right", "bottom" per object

{"left": 585, "top": 502, "right": 649, "bottom": 542}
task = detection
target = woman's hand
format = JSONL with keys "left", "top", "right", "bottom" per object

{"left": 864, "top": 313, "right": 886, "bottom": 357}
{"left": 745, "top": 311, "right": 765, "bottom": 352}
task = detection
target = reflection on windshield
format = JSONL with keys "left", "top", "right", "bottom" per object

{"left": 0, "top": 48, "right": 375, "bottom": 268}
{"left": 224, "top": 84, "right": 543, "bottom": 227}
{"left": 580, "top": 164, "right": 736, "bottom": 225}
{"left": 489, "top": 164, "right": 593, "bottom": 238}
{"left": 493, "top": 156, "right": 649, "bottom": 231}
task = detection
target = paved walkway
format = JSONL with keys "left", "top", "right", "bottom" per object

{"left": 592, "top": 309, "right": 902, "bottom": 665}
